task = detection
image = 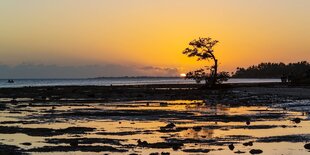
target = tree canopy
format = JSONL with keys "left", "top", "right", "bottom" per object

{"left": 183, "top": 37, "right": 229, "bottom": 87}
{"left": 233, "top": 61, "right": 310, "bottom": 79}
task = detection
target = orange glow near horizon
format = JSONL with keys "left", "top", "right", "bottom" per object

{"left": 180, "top": 73, "right": 186, "bottom": 77}
{"left": 1, "top": 0, "right": 310, "bottom": 76}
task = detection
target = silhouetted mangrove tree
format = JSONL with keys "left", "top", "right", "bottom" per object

{"left": 183, "top": 37, "right": 230, "bottom": 87}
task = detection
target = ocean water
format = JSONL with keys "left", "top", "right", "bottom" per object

{"left": 0, "top": 78, "right": 281, "bottom": 88}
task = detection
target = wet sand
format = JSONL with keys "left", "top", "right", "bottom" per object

{"left": 0, "top": 83, "right": 310, "bottom": 154}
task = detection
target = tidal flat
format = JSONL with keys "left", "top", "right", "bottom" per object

{"left": 0, "top": 83, "right": 310, "bottom": 155}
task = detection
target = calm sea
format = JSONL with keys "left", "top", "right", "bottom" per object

{"left": 0, "top": 78, "right": 281, "bottom": 88}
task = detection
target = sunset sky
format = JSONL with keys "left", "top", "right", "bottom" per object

{"left": 1, "top": 0, "right": 310, "bottom": 78}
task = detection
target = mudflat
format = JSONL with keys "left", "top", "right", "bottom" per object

{"left": 0, "top": 83, "right": 310, "bottom": 155}
{"left": 1, "top": 83, "right": 309, "bottom": 101}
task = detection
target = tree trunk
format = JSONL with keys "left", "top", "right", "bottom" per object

{"left": 212, "top": 59, "right": 218, "bottom": 87}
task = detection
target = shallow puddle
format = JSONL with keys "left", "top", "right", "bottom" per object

{"left": 0, "top": 99, "right": 310, "bottom": 154}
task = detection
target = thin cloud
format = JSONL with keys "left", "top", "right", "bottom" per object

{"left": 0, "top": 63, "right": 179, "bottom": 79}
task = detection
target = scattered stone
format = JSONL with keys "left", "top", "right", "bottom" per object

{"left": 97, "top": 131, "right": 141, "bottom": 136}
{"left": 234, "top": 150, "right": 246, "bottom": 154}
{"left": 21, "top": 142, "right": 32, "bottom": 146}
{"left": 249, "top": 149, "right": 263, "bottom": 154}
{"left": 138, "top": 140, "right": 183, "bottom": 149}
{"left": 160, "top": 123, "right": 176, "bottom": 131}
{"left": 11, "top": 99, "right": 18, "bottom": 104}
{"left": 246, "top": 120, "right": 251, "bottom": 126}
{"left": 27, "top": 145, "right": 127, "bottom": 152}
{"left": 182, "top": 149, "right": 211, "bottom": 153}
{"left": 257, "top": 134, "right": 310, "bottom": 143}
{"left": 292, "top": 118, "right": 301, "bottom": 124}
{"left": 0, "top": 104, "right": 6, "bottom": 110}
{"left": 193, "top": 126, "right": 202, "bottom": 132}
{"left": 0, "top": 126, "right": 96, "bottom": 137}
{"left": 229, "top": 143, "right": 235, "bottom": 151}
{"left": 0, "top": 144, "right": 25, "bottom": 155}
{"left": 172, "top": 144, "right": 182, "bottom": 150}
{"left": 304, "top": 143, "right": 310, "bottom": 150}
{"left": 70, "top": 140, "right": 78, "bottom": 147}
{"left": 243, "top": 141, "right": 253, "bottom": 146}
{"left": 160, "top": 102, "right": 168, "bottom": 107}
{"left": 137, "top": 139, "right": 148, "bottom": 146}
{"left": 46, "top": 138, "right": 125, "bottom": 146}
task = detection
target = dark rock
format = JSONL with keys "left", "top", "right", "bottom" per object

{"left": 193, "top": 126, "right": 202, "bottom": 132}
{"left": 27, "top": 145, "right": 127, "bottom": 152}
{"left": 70, "top": 140, "right": 78, "bottom": 147}
{"left": 0, "top": 104, "right": 6, "bottom": 110}
{"left": 160, "top": 102, "right": 168, "bottom": 106}
{"left": 304, "top": 143, "right": 310, "bottom": 150}
{"left": 97, "top": 131, "right": 141, "bottom": 136}
{"left": 249, "top": 149, "right": 263, "bottom": 154}
{"left": 243, "top": 141, "right": 253, "bottom": 146}
{"left": 0, "top": 144, "right": 25, "bottom": 155}
{"left": 234, "top": 150, "right": 246, "bottom": 154}
{"left": 137, "top": 139, "right": 148, "bottom": 146}
{"left": 149, "top": 153, "right": 159, "bottom": 155}
{"left": 229, "top": 143, "right": 235, "bottom": 151}
{"left": 246, "top": 120, "right": 251, "bottom": 126}
{"left": 292, "top": 118, "right": 301, "bottom": 124}
{"left": 172, "top": 144, "right": 182, "bottom": 150}
{"left": 182, "top": 149, "right": 211, "bottom": 153}
{"left": 46, "top": 138, "right": 125, "bottom": 146}
{"left": 11, "top": 99, "right": 18, "bottom": 104}
{"left": 257, "top": 134, "right": 310, "bottom": 143}
{"left": 139, "top": 141, "right": 183, "bottom": 149}
{"left": 161, "top": 152, "right": 170, "bottom": 155}
{"left": 160, "top": 123, "right": 176, "bottom": 131}
{"left": 21, "top": 142, "right": 32, "bottom": 146}
{"left": 0, "top": 126, "right": 96, "bottom": 137}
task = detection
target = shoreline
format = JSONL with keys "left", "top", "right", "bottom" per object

{"left": 1, "top": 82, "right": 309, "bottom": 98}
{"left": 1, "top": 82, "right": 310, "bottom": 113}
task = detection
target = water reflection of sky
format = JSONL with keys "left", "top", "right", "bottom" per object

{"left": 0, "top": 99, "right": 309, "bottom": 154}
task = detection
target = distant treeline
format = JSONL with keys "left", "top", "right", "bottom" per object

{"left": 233, "top": 61, "right": 310, "bottom": 79}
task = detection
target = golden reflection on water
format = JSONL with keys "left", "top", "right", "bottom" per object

{"left": 0, "top": 100, "right": 310, "bottom": 154}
